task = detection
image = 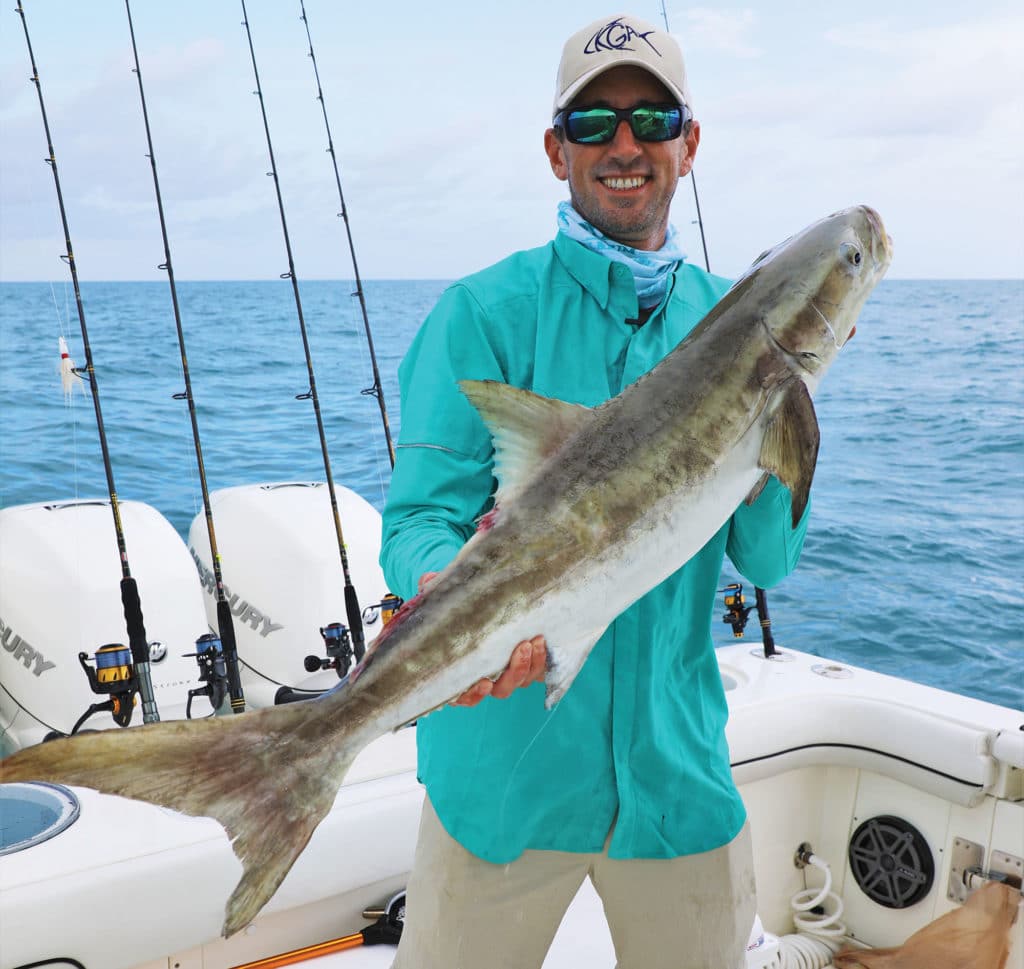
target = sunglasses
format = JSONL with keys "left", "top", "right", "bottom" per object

{"left": 554, "top": 103, "right": 690, "bottom": 145}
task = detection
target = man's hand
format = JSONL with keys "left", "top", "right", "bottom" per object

{"left": 417, "top": 572, "right": 548, "bottom": 708}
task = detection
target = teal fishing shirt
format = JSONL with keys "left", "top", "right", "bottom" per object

{"left": 380, "top": 231, "right": 809, "bottom": 863}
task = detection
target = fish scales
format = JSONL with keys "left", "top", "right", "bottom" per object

{"left": 0, "top": 205, "right": 892, "bottom": 936}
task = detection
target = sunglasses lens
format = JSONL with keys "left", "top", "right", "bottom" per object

{"left": 631, "top": 107, "right": 682, "bottom": 141}
{"left": 563, "top": 106, "right": 684, "bottom": 144}
{"left": 566, "top": 108, "right": 618, "bottom": 144}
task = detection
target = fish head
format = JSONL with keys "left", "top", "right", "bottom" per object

{"left": 755, "top": 204, "right": 892, "bottom": 387}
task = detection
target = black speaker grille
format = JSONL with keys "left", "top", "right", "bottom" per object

{"left": 848, "top": 815, "right": 934, "bottom": 908}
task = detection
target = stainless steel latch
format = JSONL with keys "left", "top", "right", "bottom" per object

{"left": 949, "top": 839, "right": 1023, "bottom": 904}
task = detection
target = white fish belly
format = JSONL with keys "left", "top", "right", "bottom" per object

{"left": 375, "top": 422, "right": 766, "bottom": 728}
{"left": 411, "top": 424, "right": 768, "bottom": 712}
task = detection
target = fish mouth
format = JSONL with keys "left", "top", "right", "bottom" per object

{"left": 862, "top": 205, "right": 894, "bottom": 267}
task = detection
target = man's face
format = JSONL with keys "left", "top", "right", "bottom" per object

{"left": 544, "top": 66, "right": 700, "bottom": 251}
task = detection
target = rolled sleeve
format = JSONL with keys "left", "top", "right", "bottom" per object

{"left": 725, "top": 476, "right": 810, "bottom": 589}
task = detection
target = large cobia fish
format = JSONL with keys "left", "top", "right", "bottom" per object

{"left": 1, "top": 205, "right": 892, "bottom": 936}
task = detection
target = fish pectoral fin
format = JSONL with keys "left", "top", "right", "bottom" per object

{"left": 459, "top": 380, "right": 594, "bottom": 506}
{"left": 753, "top": 378, "right": 820, "bottom": 526}
{"left": 543, "top": 627, "right": 607, "bottom": 710}
{"left": 744, "top": 472, "right": 770, "bottom": 506}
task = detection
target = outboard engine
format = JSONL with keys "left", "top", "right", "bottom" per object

{"left": 187, "top": 482, "right": 390, "bottom": 707}
{"left": 0, "top": 500, "right": 213, "bottom": 755}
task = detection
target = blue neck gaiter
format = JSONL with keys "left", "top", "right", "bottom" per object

{"left": 557, "top": 200, "right": 686, "bottom": 309}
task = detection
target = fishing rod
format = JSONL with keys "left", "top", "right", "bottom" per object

{"left": 660, "top": 4, "right": 784, "bottom": 648}
{"left": 659, "top": 0, "right": 711, "bottom": 272}
{"left": 722, "top": 583, "right": 779, "bottom": 658}
{"left": 239, "top": 0, "right": 366, "bottom": 669}
{"left": 124, "top": 0, "right": 243, "bottom": 715}
{"left": 15, "top": 0, "right": 160, "bottom": 725}
{"left": 297, "top": 0, "right": 396, "bottom": 469}
{"left": 660, "top": 0, "right": 787, "bottom": 653}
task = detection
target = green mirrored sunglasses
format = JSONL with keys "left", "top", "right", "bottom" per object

{"left": 554, "top": 103, "right": 690, "bottom": 145}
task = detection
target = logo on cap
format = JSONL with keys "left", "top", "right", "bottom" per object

{"left": 584, "top": 18, "right": 661, "bottom": 57}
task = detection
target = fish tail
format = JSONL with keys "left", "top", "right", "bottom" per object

{"left": 0, "top": 698, "right": 361, "bottom": 936}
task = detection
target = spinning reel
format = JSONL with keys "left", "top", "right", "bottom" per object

{"left": 720, "top": 582, "right": 778, "bottom": 658}
{"left": 721, "top": 583, "right": 753, "bottom": 637}
{"left": 305, "top": 621, "right": 362, "bottom": 680}
{"left": 184, "top": 632, "right": 230, "bottom": 718}
{"left": 71, "top": 644, "right": 139, "bottom": 733}
{"left": 361, "top": 592, "right": 403, "bottom": 629}
{"left": 306, "top": 595, "right": 404, "bottom": 680}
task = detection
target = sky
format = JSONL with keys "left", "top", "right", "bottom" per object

{"left": 1, "top": 1, "right": 1022, "bottom": 282}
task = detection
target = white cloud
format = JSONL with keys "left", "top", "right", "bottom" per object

{"left": 822, "top": 16, "right": 1023, "bottom": 137}
{"left": 3, "top": 1, "right": 1022, "bottom": 281}
{"left": 674, "top": 8, "right": 760, "bottom": 58}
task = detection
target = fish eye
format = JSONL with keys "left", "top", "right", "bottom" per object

{"left": 841, "top": 242, "right": 863, "bottom": 268}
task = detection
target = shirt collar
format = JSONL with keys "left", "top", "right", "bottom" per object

{"left": 553, "top": 231, "right": 617, "bottom": 310}
{"left": 554, "top": 231, "right": 688, "bottom": 323}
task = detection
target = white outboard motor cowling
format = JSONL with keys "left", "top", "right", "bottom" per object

{"left": 187, "top": 482, "right": 390, "bottom": 708}
{"left": 0, "top": 499, "right": 213, "bottom": 754}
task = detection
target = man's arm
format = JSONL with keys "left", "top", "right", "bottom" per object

{"left": 726, "top": 476, "right": 810, "bottom": 588}
{"left": 379, "top": 284, "right": 545, "bottom": 705}
{"left": 380, "top": 283, "right": 504, "bottom": 599}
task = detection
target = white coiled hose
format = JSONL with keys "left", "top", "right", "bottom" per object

{"left": 776, "top": 852, "right": 851, "bottom": 969}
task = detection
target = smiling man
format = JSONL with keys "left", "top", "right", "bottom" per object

{"left": 381, "top": 14, "right": 809, "bottom": 969}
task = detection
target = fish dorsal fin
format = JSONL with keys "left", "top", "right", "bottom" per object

{"left": 459, "top": 380, "right": 594, "bottom": 505}
{"left": 750, "top": 378, "right": 819, "bottom": 526}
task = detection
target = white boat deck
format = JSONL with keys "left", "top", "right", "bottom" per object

{"left": 2, "top": 643, "right": 1021, "bottom": 969}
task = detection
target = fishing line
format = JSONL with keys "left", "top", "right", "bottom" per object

{"left": 124, "top": 0, "right": 245, "bottom": 714}
{"left": 496, "top": 697, "right": 564, "bottom": 838}
{"left": 349, "top": 298, "right": 392, "bottom": 508}
{"left": 239, "top": 0, "right": 367, "bottom": 665}
{"left": 658, "top": 1, "right": 711, "bottom": 272}
{"left": 297, "top": 0, "right": 396, "bottom": 469}
{"left": 15, "top": 0, "right": 160, "bottom": 724}
{"left": 49, "top": 281, "right": 68, "bottom": 342}
{"left": 50, "top": 282, "right": 84, "bottom": 526}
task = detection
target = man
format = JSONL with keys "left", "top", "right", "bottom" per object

{"left": 380, "top": 13, "right": 809, "bottom": 969}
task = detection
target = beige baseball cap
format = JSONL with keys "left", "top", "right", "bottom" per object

{"left": 553, "top": 14, "right": 692, "bottom": 118}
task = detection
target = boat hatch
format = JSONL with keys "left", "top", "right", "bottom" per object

{"left": 0, "top": 781, "right": 80, "bottom": 855}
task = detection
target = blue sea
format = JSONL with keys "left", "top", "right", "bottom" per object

{"left": 1, "top": 278, "right": 1021, "bottom": 710}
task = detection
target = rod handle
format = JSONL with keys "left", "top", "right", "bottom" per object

{"left": 217, "top": 598, "right": 246, "bottom": 714}
{"left": 345, "top": 584, "right": 365, "bottom": 662}
{"left": 121, "top": 576, "right": 148, "bottom": 663}
{"left": 121, "top": 576, "right": 159, "bottom": 722}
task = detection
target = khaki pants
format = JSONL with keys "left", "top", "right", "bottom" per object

{"left": 392, "top": 797, "right": 756, "bottom": 969}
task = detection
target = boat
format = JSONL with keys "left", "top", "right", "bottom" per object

{"left": 1, "top": 484, "right": 1021, "bottom": 969}
{"left": 2, "top": 4, "right": 1020, "bottom": 967}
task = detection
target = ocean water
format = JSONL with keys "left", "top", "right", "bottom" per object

{"left": 1, "top": 278, "right": 1021, "bottom": 710}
